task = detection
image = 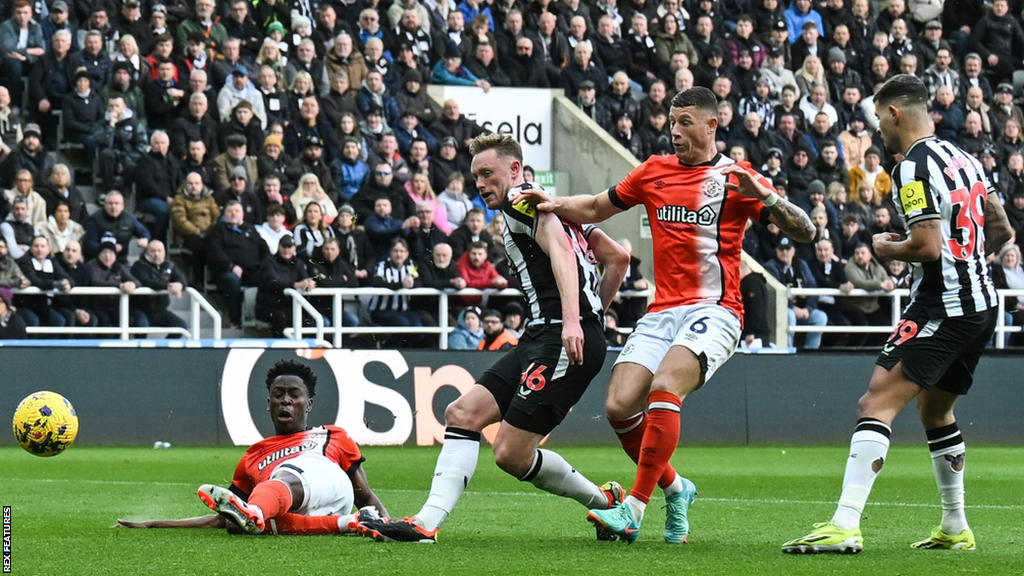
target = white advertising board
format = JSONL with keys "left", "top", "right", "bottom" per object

{"left": 437, "top": 86, "right": 553, "bottom": 170}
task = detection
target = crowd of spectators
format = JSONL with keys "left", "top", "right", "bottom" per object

{"left": 1, "top": 0, "right": 1023, "bottom": 348}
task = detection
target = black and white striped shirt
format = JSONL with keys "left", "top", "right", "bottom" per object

{"left": 502, "top": 184, "right": 603, "bottom": 323}
{"left": 369, "top": 259, "right": 418, "bottom": 312}
{"left": 891, "top": 136, "right": 998, "bottom": 318}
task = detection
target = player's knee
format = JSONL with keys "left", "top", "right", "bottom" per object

{"left": 443, "top": 399, "right": 484, "bottom": 431}
{"left": 492, "top": 441, "right": 531, "bottom": 478}
{"left": 605, "top": 390, "right": 639, "bottom": 421}
{"left": 855, "top": 392, "right": 882, "bottom": 420}
{"left": 650, "top": 368, "right": 701, "bottom": 397}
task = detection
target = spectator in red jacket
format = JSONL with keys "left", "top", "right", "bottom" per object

{"left": 457, "top": 240, "right": 507, "bottom": 287}
{"left": 456, "top": 240, "right": 508, "bottom": 306}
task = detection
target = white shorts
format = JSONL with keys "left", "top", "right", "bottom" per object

{"left": 614, "top": 304, "right": 741, "bottom": 385}
{"left": 269, "top": 453, "right": 354, "bottom": 516}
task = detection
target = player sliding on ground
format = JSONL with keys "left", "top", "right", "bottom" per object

{"left": 117, "top": 360, "right": 389, "bottom": 535}
{"left": 782, "top": 75, "right": 1014, "bottom": 554}
{"left": 514, "top": 86, "right": 815, "bottom": 544}
{"left": 355, "top": 133, "right": 632, "bottom": 544}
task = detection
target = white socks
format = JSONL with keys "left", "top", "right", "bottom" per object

{"left": 926, "top": 423, "right": 969, "bottom": 535}
{"left": 416, "top": 427, "right": 481, "bottom": 531}
{"left": 624, "top": 495, "right": 647, "bottom": 524}
{"left": 518, "top": 449, "right": 607, "bottom": 509}
{"left": 662, "top": 473, "right": 684, "bottom": 497}
{"left": 831, "top": 418, "right": 891, "bottom": 530}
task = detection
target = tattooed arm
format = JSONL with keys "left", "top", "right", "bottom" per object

{"left": 873, "top": 219, "right": 942, "bottom": 262}
{"left": 763, "top": 196, "right": 816, "bottom": 243}
{"left": 720, "top": 165, "right": 815, "bottom": 243}
{"left": 984, "top": 191, "right": 1014, "bottom": 255}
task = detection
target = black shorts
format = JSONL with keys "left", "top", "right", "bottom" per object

{"left": 478, "top": 316, "right": 606, "bottom": 436}
{"left": 875, "top": 305, "right": 997, "bottom": 395}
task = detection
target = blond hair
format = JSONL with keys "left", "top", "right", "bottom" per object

{"left": 469, "top": 133, "right": 523, "bottom": 162}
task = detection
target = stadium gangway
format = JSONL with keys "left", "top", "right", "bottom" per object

{"left": 787, "top": 288, "right": 1024, "bottom": 350}
{"left": 11, "top": 286, "right": 222, "bottom": 341}
{"left": 283, "top": 287, "right": 653, "bottom": 349}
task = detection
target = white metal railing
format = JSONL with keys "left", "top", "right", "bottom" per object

{"left": 787, "top": 288, "right": 1024, "bottom": 349}
{"left": 284, "top": 288, "right": 652, "bottom": 349}
{"left": 11, "top": 286, "right": 221, "bottom": 340}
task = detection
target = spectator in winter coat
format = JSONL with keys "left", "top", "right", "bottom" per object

{"left": 256, "top": 235, "right": 318, "bottom": 335}
{"left": 130, "top": 240, "right": 188, "bottom": 331}
{"left": 457, "top": 241, "right": 507, "bottom": 293}
{"left": 83, "top": 192, "right": 150, "bottom": 263}
{"left": 929, "top": 86, "right": 965, "bottom": 142}
{"left": 764, "top": 237, "right": 827, "bottom": 349}
{"left": 170, "top": 92, "right": 220, "bottom": 160}
{"left": 170, "top": 172, "right": 220, "bottom": 255}
{"left": 84, "top": 239, "right": 146, "bottom": 327}
{"left": 308, "top": 237, "right": 360, "bottom": 328}
{"left": 39, "top": 201, "right": 84, "bottom": 256}
{"left": 431, "top": 42, "right": 492, "bottom": 92}
{"left": 365, "top": 197, "right": 419, "bottom": 262}
{"left": 449, "top": 306, "right": 484, "bottom": 349}
{"left": 205, "top": 200, "right": 269, "bottom": 325}
{"left": 335, "top": 138, "right": 369, "bottom": 202}
{"left": 438, "top": 172, "right": 474, "bottom": 231}
{"left": 353, "top": 163, "right": 417, "bottom": 223}
{"left": 134, "top": 131, "right": 182, "bottom": 242}
{"left": 332, "top": 205, "right": 374, "bottom": 283}
{"left": 430, "top": 99, "right": 489, "bottom": 155}
{"left": 62, "top": 67, "right": 105, "bottom": 161}
{"left": 0, "top": 2, "right": 46, "bottom": 105}
{"left": 14, "top": 236, "right": 72, "bottom": 328}
{"left": 94, "top": 96, "right": 148, "bottom": 192}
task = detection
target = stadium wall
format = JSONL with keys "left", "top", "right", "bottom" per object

{"left": 2, "top": 349, "right": 1022, "bottom": 447}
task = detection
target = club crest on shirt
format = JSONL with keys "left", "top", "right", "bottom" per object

{"left": 703, "top": 178, "right": 724, "bottom": 198}
{"left": 700, "top": 177, "right": 724, "bottom": 196}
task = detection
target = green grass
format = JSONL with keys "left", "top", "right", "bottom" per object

{"left": 2, "top": 445, "right": 1023, "bottom": 576}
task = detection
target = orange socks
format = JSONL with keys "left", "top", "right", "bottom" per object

{"left": 247, "top": 480, "right": 293, "bottom": 520}
{"left": 610, "top": 412, "right": 679, "bottom": 489}
{"left": 628, "top": 391, "right": 682, "bottom": 504}
{"left": 269, "top": 513, "right": 341, "bottom": 535}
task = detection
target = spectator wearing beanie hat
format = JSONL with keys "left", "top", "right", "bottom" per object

{"left": 848, "top": 146, "right": 892, "bottom": 201}
{"left": 394, "top": 69, "right": 439, "bottom": 126}
{"left": 102, "top": 60, "right": 147, "bottom": 125}
{"left": 257, "top": 133, "right": 302, "bottom": 193}
{"left": 838, "top": 109, "right": 874, "bottom": 170}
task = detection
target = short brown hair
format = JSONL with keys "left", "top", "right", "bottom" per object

{"left": 469, "top": 133, "right": 523, "bottom": 163}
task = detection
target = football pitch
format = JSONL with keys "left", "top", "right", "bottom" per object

{"left": 2, "top": 445, "right": 1022, "bottom": 576}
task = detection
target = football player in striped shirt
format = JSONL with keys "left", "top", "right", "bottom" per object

{"left": 783, "top": 75, "right": 1014, "bottom": 554}
{"left": 356, "top": 134, "right": 634, "bottom": 543}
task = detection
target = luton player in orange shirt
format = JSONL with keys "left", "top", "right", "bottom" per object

{"left": 515, "top": 86, "right": 816, "bottom": 544}
{"left": 117, "top": 360, "right": 389, "bottom": 535}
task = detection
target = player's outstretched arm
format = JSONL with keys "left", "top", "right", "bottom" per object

{"left": 117, "top": 515, "right": 227, "bottom": 529}
{"left": 587, "top": 227, "right": 631, "bottom": 311}
{"left": 535, "top": 211, "right": 585, "bottom": 364}
{"left": 513, "top": 188, "right": 624, "bottom": 224}
{"left": 349, "top": 466, "right": 389, "bottom": 520}
{"left": 722, "top": 165, "right": 815, "bottom": 243}
{"left": 984, "top": 191, "right": 1014, "bottom": 254}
